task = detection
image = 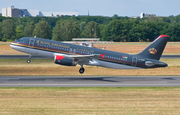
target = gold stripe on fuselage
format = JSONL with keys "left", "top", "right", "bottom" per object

{"left": 12, "top": 42, "right": 73, "bottom": 55}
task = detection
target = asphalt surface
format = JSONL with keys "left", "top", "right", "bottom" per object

{"left": 0, "top": 76, "right": 180, "bottom": 87}
{"left": 0, "top": 55, "right": 50, "bottom": 59}
{"left": 0, "top": 55, "right": 179, "bottom": 59}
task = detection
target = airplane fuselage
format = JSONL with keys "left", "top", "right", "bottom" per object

{"left": 10, "top": 37, "right": 167, "bottom": 70}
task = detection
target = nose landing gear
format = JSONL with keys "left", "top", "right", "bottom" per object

{"left": 27, "top": 60, "right": 31, "bottom": 63}
{"left": 27, "top": 54, "right": 32, "bottom": 63}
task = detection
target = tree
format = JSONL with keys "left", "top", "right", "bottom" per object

{"left": 2, "top": 19, "right": 16, "bottom": 40}
{"left": 113, "top": 14, "right": 118, "bottom": 19}
{"left": 129, "top": 24, "right": 146, "bottom": 42}
{"left": 82, "top": 21, "right": 98, "bottom": 38}
{"left": 128, "top": 21, "right": 160, "bottom": 42}
{"left": 0, "top": 15, "right": 180, "bottom": 42}
{"left": 24, "top": 21, "right": 35, "bottom": 37}
{"left": 52, "top": 21, "right": 63, "bottom": 41}
{"left": 101, "top": 20, "right": 124, "bottom": 41}
{"left": 52, "top": 20, "right": 80, "bottom": 41}
{"left": 16, "top": 25, "right": 24, "bottom": 39}
{"left": 0, "top": 22, "right": 2, "bottom": 41}
{"left": 97, "top": 24, "right": 105, "bottom": 39}
{"left": 80, "top": 22, "right": 86, "bottom": 31}
{"left": 165, "top": 22, "right": 180, "bottom": 41}
{"left": 33, "top": 20, "right": 52, "bottom": 39}
{"left": 80, "top": 22, "right": 87, "bottom": 37}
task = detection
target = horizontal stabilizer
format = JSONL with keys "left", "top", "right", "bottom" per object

{"left": 145, "top": 61, "right": 167, "bottom": 67}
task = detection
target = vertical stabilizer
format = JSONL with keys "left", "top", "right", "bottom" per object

{"left": 137, "top": 35, "right": 170, "bottom": 60}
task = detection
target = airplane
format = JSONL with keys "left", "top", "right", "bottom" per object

{"left": 10, "top": 35, "right": 169, "bottom": 74}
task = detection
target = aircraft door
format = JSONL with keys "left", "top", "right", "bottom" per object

{"left": 132, "top": 57, "right": 137, "bottom": 66}
{"left": 28, "top": 39, "right": 38, "bottom": 55}
{"left": 69, "top": 48, "right": 72, "bottom": 53}
{"left": 29, "top": 39, "right": 35, "bottom": 48}
{"left": 73, "top": 49, "right": 76, "bottom": 54}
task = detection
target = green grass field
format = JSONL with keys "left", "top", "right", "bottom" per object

{"left": 0, "top": 87, "right": 180, "bottom": 114}
{"left": 1, "top": 42, "right": 180, "bottom": 55}
{"left": 0, "top": 42, "right": 179, "bottom": 114}
{"left": 0, "top": 59, "right": 180, "bottom": 76}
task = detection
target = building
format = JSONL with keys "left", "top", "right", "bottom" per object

{"left": 72, "top": 38, "right": 100, "bottom": 47}
{"left": 2, "top": 6, "right": 78, "bottom": 17}
{"left": 63, "top": 38, "right": 100, "bottom": 47}
{"left": 140, "top": 12, "right": 156, "bottom": 18}
{"left": 2, "top": 6, "right": 20, "bottom": 17}
{"left": 42, "top": 12, "right": 78, "bottom": 17}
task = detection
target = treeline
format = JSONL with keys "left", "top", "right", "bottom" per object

{"left": 0, "top": 15, "right": 180, "bottom": 42}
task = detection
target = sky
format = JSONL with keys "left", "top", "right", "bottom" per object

{"left": 0, "top": 0, "right": 180, "bottom": 17}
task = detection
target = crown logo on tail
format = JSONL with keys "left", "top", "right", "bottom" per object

{"left": 149, "top": 48, "right": 157, "bottom": 54}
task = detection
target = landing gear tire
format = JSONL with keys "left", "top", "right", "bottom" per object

{"left": 27, "top": 60, "right": 31, "bottom": 63}
{"left": 27, "top": 54, "right": 32, "bottom": 63}
{"left": 79, "top": 68, "right": 85, "bottom": 74}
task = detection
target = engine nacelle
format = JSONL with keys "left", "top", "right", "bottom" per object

{"left": 54, "top": 55, "right": 77, "bottom": 66}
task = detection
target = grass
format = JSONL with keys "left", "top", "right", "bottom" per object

{"left": 94, "top": 42, "right": 180, "bottom": 55}
{"left": 0, "top": 87, "right": 180, "bottom": 114}
{"left": 0, "top": 41, "right": 179, "bottom": 75}
{"left": 0, "top": 42, "right": 179, "bottom": 114}
{"left": 0, "top": 59, "right": 180, "bottom": 76}
{"left": 1, "top": 42, "right": 180, "bottom": 55}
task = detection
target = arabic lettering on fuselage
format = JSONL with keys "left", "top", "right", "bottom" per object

{"left": 39, "top": 41, "right": 70, "bottom": 48}
{"left": 38, "top": 40, "right": 94, "bottom": 53}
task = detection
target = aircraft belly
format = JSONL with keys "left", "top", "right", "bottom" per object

{"left": 11, "top": 44, "right": 65, "bottom": 58}
{"left": 97, "top": 60, "right": 141, "bottom": 69}
{"left": 25, "top": 47, "right": 54, "bottom": 58}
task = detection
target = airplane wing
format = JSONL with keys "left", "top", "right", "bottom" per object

{"left": 54, "top": 53, "right": 104, "bottom": 65}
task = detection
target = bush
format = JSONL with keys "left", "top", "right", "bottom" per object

{"left": 11, "top": 36, "right": 16, "bottom": 40}
{"left": 2, "top": 38, "right": 7, "bottom": 42}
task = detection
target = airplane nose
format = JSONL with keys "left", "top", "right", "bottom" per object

{"left": 10, "top": 42, "right": 15, "bottom": 49}
{"left": 10, "top": 43, "right": 13, "bottom": 48}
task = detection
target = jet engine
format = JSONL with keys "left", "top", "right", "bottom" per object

{"left": 54, "top": 55, "right": 77, "bottom": 66}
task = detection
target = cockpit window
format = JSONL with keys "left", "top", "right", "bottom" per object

{"left": 17, "top": 38, "right": 22, "bottom": 42}
{"left": 17, "top": 38, "right": 29, "bottom": 44}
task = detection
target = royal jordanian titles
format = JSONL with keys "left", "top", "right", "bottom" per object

{"left": 10, "top": 35, "right": 169, "bottom": 74}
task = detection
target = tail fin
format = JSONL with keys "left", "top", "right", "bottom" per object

{"left": 137, "top": 35, "right": 170, "bottom": 60}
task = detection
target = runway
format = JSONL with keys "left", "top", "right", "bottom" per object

{"left": 0, "top": 76, "right": 180, "bottom": 87}
{"left": 0, "top": 55, "right": 49, "bottom": 59}
{"left": 0, "top": 55, "right": 180, "bottom": 59}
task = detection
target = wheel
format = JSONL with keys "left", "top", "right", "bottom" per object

{"left": 79, "top": 68, "right": 85, "bottom": 74}
{"left": 27, "top": 60, "right": 31, "bottom": 63}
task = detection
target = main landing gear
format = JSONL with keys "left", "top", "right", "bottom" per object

{"left": 27, "top": 54, "right": 32, "bottom": 63}
{"left": 79, "top": 67, "right": 85, "bottom": 74}
{"left": 79, "top": 65, "right": 85, "bottom": 74}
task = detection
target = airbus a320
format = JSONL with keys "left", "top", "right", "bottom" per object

{"left": 10, "top": 35, "right": 169, "bottom": 74}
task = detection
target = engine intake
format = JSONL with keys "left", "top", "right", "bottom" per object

{"left": 54, "top": 55, "right": 77, "bottom": 66}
